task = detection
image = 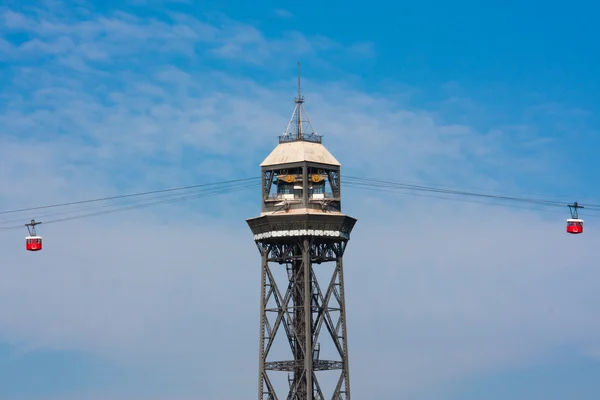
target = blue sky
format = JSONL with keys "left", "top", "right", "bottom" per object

{"left": 1, "top": 0, "right": 600, "bottom": 398}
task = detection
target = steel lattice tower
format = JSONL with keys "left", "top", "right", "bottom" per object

{"left": 247, "top": 65, "right": 357, "bottom": 399}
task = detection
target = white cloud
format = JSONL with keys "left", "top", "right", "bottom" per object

{"left": 1, "top": 1, "right": 599, "bottom": 398}
{"left": 0, "top": 5, "right": 369, "bottom": 68}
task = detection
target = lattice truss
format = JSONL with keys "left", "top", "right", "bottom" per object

{"left": 256, "top": 238, "right": 351, "bottom": 400}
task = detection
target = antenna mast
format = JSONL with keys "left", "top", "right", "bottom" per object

{"left": 295, "top": 61, "right": 304, "bottom": 139}
{"left": 281, "top": 62, "right": 318, "bottom": 143}
{"left": 298, "top": 61, "right": 301, "bottom": 100}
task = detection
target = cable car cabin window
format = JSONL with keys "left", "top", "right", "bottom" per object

{"left": 25, "top": 236, "right": 42, "bottom": 251}
{"left": 566, "top": 219, "right": 584, "bottom": 234}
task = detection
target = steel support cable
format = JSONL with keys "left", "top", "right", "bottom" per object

{"left": 0, "top": 176, "right": 261, "bottom": 215}
{"left": 3, "top": 180, "right": 597, "bottom": 231}
{"left": 353, "top": 176, "right": 600, "bottom": 210}
{"left": 344, "top": 175, "right": 600, "bottom": 210}
{"left": 344, "top": 175, "right": 572, "bottom": 201}
{"left": 344, "top": 176, "right": 565, "bottom": 206}
{"left": 2, "top": 174, "right": 599, "bottom": 228}
{"left": 344, "top": 180, "right": 600, "bottom": 216}
{"left": 343, "top": 182, "right": 600, "bottom": 218}
{"left": 0, "top": 183, "right": 258, "bottom": 231}
{"left": 344, "top": 179, "right": 562, "bottom": 207}
{"left": 0, "top": 180, "right": 252, "bottom": 224}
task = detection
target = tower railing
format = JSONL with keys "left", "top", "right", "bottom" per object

{"left": 278, "top": 133, "right": 323, "bottom": 144}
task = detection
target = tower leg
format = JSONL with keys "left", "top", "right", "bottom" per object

{"left": 258, "top": 250, "right": 268, "bottom": 399}
{"left": 292, "top": 249, "right": 305, "bottom": 398}
{"left": 335, "top": 256, "right": 351, "bottom": 399}
{"left": 303, "top": 239, "right": 314, "bottom": 400}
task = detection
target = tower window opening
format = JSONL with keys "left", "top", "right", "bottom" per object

{"left": 310, "top": 182, "right": 325, "bottom": 199}
{"left": 277, "top": 182, "right": 302, "bottom": 199}
{"left": 308, "top": 167, "right": 337, "bottom": 200}
{"left": 268, "top": 168, "right": 303, "bottom": 200}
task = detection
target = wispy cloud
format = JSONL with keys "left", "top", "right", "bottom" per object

{"left": 0, "top": 5, "right": 367, "bottom": 67}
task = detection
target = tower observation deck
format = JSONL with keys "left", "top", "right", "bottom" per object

{"left": 247, "top": 65, "right": 357, "bottom": 399}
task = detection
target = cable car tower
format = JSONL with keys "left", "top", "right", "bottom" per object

{"left": 247, "top": 64, "right": 357, "bottom": 399}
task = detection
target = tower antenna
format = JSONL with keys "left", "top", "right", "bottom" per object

{"left": 297, "top": 61, "right": 301, "bottom": 101}
{"left": 281, "top": 62, "right": 318, "bottom": 143}
{"left": 296, "top": 61, "right": 304, "bottom": 139}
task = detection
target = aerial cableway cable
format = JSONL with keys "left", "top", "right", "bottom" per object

{"left": 343, "top": 175, "right": 600, "bottom": 210}
{"left": 0, "top": 181, "right": 259, "bottom": 231}
{"left": 0, "top": 179, "right": 258, "bottom": 224}
{"left": 1, "top": 174, "right": 599, "bottom": 231}
{"left": 0, "top": 177, "right": 261, "bottom": 215}
{"left": 343, "top": 181, "right": 600, "bottom": 218}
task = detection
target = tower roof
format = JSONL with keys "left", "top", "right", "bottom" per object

{"left": 261, "top": 62, "right": 340, "bottom": 168}
{"left": 260, "top": 140, "right": 341, "bottom": 167}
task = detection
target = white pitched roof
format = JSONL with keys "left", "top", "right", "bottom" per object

{"left": 260, "top": 140, "right": 341, "bottom": 167}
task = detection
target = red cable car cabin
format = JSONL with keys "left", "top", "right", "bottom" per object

{"left": 566, "top": 219, "right": 583, "bottom": 234}
{"left": 25, "top": 236, "right": 43, "bottom": 251}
